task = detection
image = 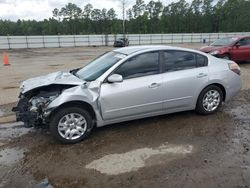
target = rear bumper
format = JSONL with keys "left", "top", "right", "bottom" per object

{"left": 225, "top": 74, "right": 242, "bottom": 102}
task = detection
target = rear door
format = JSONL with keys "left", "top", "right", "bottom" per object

{"left": 161, "top": 50, "right": 209, "bottom": 111}
{"left": 231, "top": 37, "right": 250, "bottom": 61}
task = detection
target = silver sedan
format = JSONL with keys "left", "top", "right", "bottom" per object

{"left": 13, "top": 46, "right": 242, "bottom": 143}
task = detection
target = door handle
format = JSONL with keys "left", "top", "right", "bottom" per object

{"left": 197, "top": 73, "right": 208, "bottom": 78}
{"left": 149, "top": 83, "right": 160, "bottom": 88}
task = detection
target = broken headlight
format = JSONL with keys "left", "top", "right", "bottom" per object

{"left": 29, "top": 95, "right": 57, "bottom": 113}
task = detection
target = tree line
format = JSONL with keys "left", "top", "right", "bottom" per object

{"left": 0, "top": 0, "right": 249, "bottom": 36}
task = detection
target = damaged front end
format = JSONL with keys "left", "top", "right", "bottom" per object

{"left": 12, "top": 84, "right": 76, "bottom": 128}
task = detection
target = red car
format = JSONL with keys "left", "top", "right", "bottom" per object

{"left": 200, "top": 36, "right": 250, "bottom": 62}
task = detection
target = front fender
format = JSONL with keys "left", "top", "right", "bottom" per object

{"left": 47, "top": 85, "right": 97, "bottom": 109}
{"left": 46, "top": 84, "right": 105, "bottom": 126}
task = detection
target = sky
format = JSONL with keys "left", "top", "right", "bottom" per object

{"left": 0, "top": 0, "right": 193, "bottom": 21}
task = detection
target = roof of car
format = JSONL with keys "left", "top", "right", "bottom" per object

{"left": 113, "top": 45, "right": 200, "bottom": 55}
{"left": 224, "top": 36, "right": 249, "bottom": 40}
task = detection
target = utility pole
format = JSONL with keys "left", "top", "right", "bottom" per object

{"left": 122, "top": 0, "right": 125, "bottom": 37}
{"left": 122, "top": 0, "right": 125, "bottom": 36}
{"left": 120, "top": 0, "right": 127, "bottom": 37}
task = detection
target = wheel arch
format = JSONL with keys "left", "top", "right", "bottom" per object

{"left": 220, "top": 52, "right": 231, "bottom": 60}
{"left": 49, "top": 100, "right": 97, "bottom": 123}
{"left": 200, "top": 83, "right": 226, "bottom": 102}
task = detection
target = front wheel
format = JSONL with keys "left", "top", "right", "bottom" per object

{"left": 222, "top": 54, "right": 230, "bottom": 60}
{"left": 50, "top": 107, "right": 93, "bottom": 144}
{"left": 196, "top": 85, "right": 223, "bottom": 115}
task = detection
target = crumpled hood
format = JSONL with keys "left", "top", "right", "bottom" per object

{"left": 200, "top": 45, "right": 227, "bottom": 53}
{"left": 21, "top": 71, "right": 84, "bottom": 94}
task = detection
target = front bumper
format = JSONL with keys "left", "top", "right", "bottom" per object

{"left": 12, "top": 97, "right": 52, "bottom": 128}
{"left": 12, "top": 106, "right": 40, "bottom": 127}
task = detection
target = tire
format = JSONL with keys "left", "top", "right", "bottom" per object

{"left": 196, "top": 85, "right": 223, "bottom": 115}
{"left": 222, "top": 54, "right": 230, "bottom": 60}
{"left": 50, "top": 106, "right": 93, "bottom": 144}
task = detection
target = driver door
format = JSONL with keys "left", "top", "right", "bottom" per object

{"left": 231, "top": 38, "right": 250, "bottom": 61}
{"left": 99, "top": 51, "right": 164, "bottom": 120}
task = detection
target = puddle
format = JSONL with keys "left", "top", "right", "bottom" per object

{"left": 86, "top": 143, "right": 193, "bottom": 175}
{"left": 33, "top": 178, "right": 54, "bottom": 188}
{"left": 0, "top": 122, "right": 31, "bottom": 141}
{"left": 0, "top": 148, "right": 25, "bottom": 166}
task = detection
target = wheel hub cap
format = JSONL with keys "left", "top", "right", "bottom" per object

{"left": 202, "top": 90, "right": 221, "bottom": 112}
{"left": 58, "top": 113, "right": 87, "bottom": 140}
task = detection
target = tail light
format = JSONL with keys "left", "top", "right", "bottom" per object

{"left": 228, "top": 62, "right": 241, "bottom": 75}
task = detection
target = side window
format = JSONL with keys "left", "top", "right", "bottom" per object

{"left": 238, "top": 38, "right": 250, "bottom": 46}
{"left": 197, "top": 54, "right": 208, "bottom": 67}
{"left": 163, "top": 51, "right": 196, "bottom": 72}
{"left": 239, "top": 39, "right": 247, "bottom": 46}
{"left": 245, "top": 38, "right": 250, "bottom": 46}
{"left": 115, "top": 52, "right": 159, "bottom": 79}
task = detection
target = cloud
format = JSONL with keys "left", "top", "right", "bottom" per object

{"left": 0, "top": 0, "right": 193, "bottom": 21}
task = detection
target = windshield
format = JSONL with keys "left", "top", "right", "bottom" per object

{"left": 210, "top": 37, "right": 238, "bottom": 46}
{"left": 76, "top": 51, "right": 126, "bottom": 81}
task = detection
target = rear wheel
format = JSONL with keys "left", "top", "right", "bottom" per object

{"left": 196, "top": 85, "right": 223, "bottom": 115}
{"left": 50, "top": 107, "right": 93, "bottom": 144}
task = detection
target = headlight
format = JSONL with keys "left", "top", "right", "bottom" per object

{"left": 29, "top": 96, "right": 57, "bottom": 112}
{"left": 209, "top": 50, "right": 220, "bottom": 55}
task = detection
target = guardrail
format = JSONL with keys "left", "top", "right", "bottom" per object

{"left": 0, "top": 32, "right": 249, "bottom": 49}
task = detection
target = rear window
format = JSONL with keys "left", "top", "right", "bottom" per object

{"left": 196, "top": 54, "right": 208, "bottom": 67}
{"left": 162, "top": 50, "right": 208, "bottom": 72}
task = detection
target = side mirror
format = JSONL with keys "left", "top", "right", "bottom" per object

{"left": 235, "top": 43, "right": 240, "bottom": 48}
{"left": 107, "top": 74, "right": 123, "bottom": 83}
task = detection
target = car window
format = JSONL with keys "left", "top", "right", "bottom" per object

{"left": 163, "top": 51, "right": 197, "bottom": 72}
{"left": 210, "top": 37, "right": 238, "bottom": 46}
{"left": 76, "top": 51, "right": 125, "bottom": 81}
{"left": 238, "top": 38, "right": 250, "bottom": 46}
{"left": 197, "top": 54, "right": 208, "bottom": 67}
{"left": 115, "top": 51, "right": 159, "bottom": 79}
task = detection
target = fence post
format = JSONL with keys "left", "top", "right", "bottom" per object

{"left": 42, "top": 35, "right": 45, "bottom": 48}
{"left": 171, "top": 33, "right": 173, "bottom": 44}
{"left": 73, "top": 35, "right": 76, "bottom": 47}
{"left": 139, "top": 34, "right": 141, "bottom": 45}
{"left": 58, "top": 34, "right": 61, "bottom": 48}
{"left": 181, "top": 34, "right": 183, "bottom": 43}
{"left": 26, "top": 36, "right": 29, "bottom": 48}
{"left": 7, "top": 35, "right": 10, "bottom": 49}
{"left": 105, "top": 34, "right": 108, "bottom": 46}
{"left": 150, "top": 34, "right": 152, "bottom": 44}
{"left": 88, "top": 35, "right": 90, "bottom": 46}
{"left": 161, "top": 34, "right": 163, "bottom": 44}
{"left": 191, "top": 33, "right": 193, "bottom": 43}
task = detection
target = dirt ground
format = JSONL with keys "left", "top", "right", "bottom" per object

{"left": 0, "top": 44, "right": 250, "bottom": 188}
